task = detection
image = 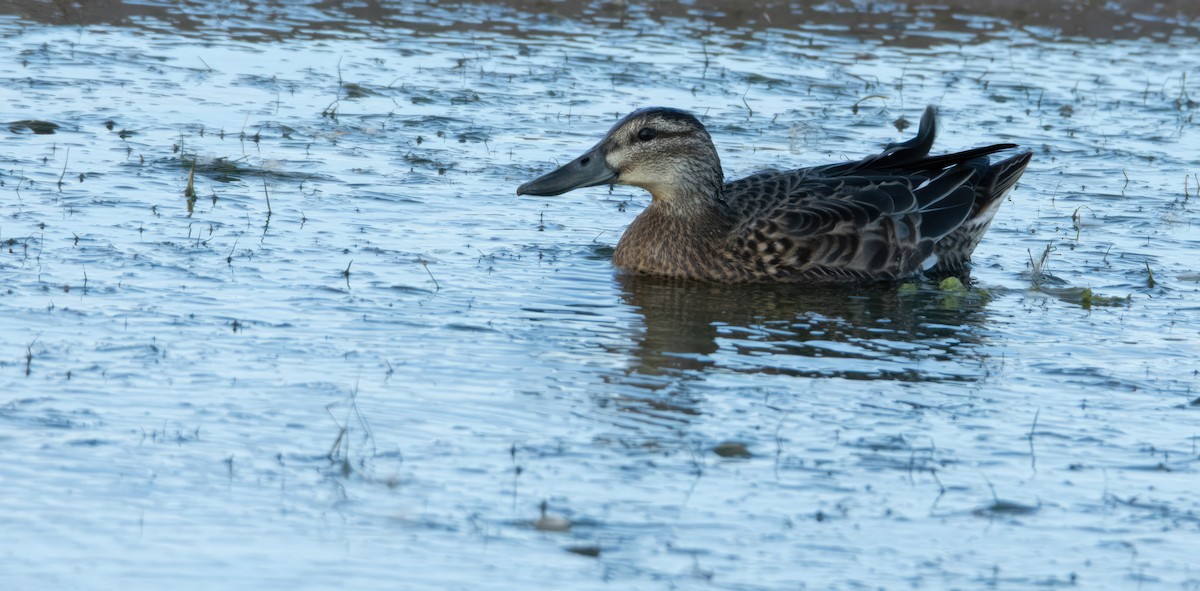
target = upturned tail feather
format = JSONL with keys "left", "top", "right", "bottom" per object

{"left": 929, "top": 151, "right": 1033, "bottom": 275}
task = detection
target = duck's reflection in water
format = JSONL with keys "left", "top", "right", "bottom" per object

{"left": 613, "top": 273, "right": 995, "bottom": 383}
{"left": 593, "top": 273, "right": 997, "bottom": 432}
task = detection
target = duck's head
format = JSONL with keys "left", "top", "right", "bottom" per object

{"left": 517, "top": 107, "right": 724, "bottom": 205}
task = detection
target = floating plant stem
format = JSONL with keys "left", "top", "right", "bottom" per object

{"left": 1029, "top": 243, "right": 1054, "bottom": 287}
{"left": 185, "top": 161, "right": 196, "bottom": 198}
{"left": 419, "top": 258, "right": 440, "bottom": 291}
{"left": 1071, "top": 205, "right": 1093, "bottom": 241}
{"left": 851, "top": 95, "right": 888, "bottom": 115}
{"left": 1027, "top": 407, "right": 1040, "bottom": 472}
{"left": 57, "top": 146, "right": 69, "bottom": 191}
{"left": 261, "top": 174, "right": 272, "bottom": 216}
{"left": 25, "top": 338, "right": 37, "bottom": 376}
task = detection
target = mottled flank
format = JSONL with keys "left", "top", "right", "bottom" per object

{"left": 519, "top": 106, "right": 1031, "bottom": 284}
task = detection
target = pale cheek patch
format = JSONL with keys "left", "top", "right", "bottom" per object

{"left": 619, "top": 162, "right": 672, "bottom": 190}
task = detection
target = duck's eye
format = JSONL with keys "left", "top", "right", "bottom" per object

{"left": 636, "top": 127, "right": 657, "bottom": 142}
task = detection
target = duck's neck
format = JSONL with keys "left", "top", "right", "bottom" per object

{"left": 612, "top": 192, "right": 734, "bottom": 280}
{"left": 612, "top": 144, "right": 732, "bottom": 278}
{"left": 647, "top": 146, "right": 725, "bottom": 213}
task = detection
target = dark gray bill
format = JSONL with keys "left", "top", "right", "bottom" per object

{"left": 516, "top": 146, "right": 617, "bottom": 196}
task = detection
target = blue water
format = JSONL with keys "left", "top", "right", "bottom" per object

{"left": 1, "top": 3, "right": 1198, "bottom": 590}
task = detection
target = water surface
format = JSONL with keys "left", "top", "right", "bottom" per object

{"left": 1, "top": 2, "right": 1198, "bottom": 590}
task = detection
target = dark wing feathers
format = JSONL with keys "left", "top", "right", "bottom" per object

{"left": 986, "top": 151, "right": 1033, "bottom": 203}
{"left": 910, "top": 166, "right": 976, "bottom": 241}
{"left": 848, "top": 186, "right": 900, "bottom": 212}
{"left": 930, "top": 151, "right": 1033, "bottom": 274}
{"left": 720, "top": 107, "right": 1030, "bottom": 282}
{"left": 917, "top": 185, "right": 975, "bottom": 240}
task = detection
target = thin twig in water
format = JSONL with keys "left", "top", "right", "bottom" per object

{"left": 851, "top": 94, "right": 888, "bottom": 114}
{"left": 1028, "top": 243, "right": 1053, "bottom": 287}
{"left": 982, "top": 473, "right": 1000, "bottom": 504}
{"left": 928, "top": 468, "right": 946, "bottom": 512}
{"left": 261, "top": 174, "right": 272, "bottom": 216}
{"left": 1027, "top": 408, "right": 1040, "bottom": 473}
{"left": 420, "top": 258, "right": 440, "bottom": 291}
{"left": 510, "top": 443, "right": 522, "bottom": 511}
{"left": 239, "top": 112, "right": 251, "bottom": 148}
{"left": 185, "top": 163, "right": 197, "bottom": 219}
{"left": 773, "top": 410, "right": 790, "bottom": 482}
{"left": 25, "top": 338, "right": 38, "bottom": 376}
{"left": 57, "top": 145, "right": 69, "bottom": 190}
{"left": 227, "top": 236, "right": 240, "bottom": 265}
{"left": 325, "top": 383, "right": 376, "bottom": 471}
{"left": 325, "top": 403, "right": 348, "bottom": 462}
{"left": 185, "top": 161, "right": 196, "bottom": 198}
{"left": 1071, "top": 205, "right": 1093, "bottom": 241}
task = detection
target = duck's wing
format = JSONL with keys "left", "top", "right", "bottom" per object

{"left": 724, "top": 165, "right": 978, "bottom": 282}
{"left": 721, "top": 106, "right": 1028, "bottom": 282}
{"left": 930, "top": 150, "right": 1033, "bottom": 275}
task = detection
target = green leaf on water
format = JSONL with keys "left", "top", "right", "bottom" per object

{"left": 938, "top": 277, "right": 966, "bottom": 293}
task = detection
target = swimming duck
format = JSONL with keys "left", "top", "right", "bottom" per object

{"left": 517, "top": 106, "right": 1031, "bottom": 283}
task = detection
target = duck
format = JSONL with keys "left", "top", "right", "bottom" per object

{"left": 516, "top": 106, "right": 1031, "bottom": 284}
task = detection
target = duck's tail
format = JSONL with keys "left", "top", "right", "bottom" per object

{"left": 929, "top": 151, "right": 1033, "bottom": 275}
{"left": 835, "top": 106, "right": 1019, "bottom": 175}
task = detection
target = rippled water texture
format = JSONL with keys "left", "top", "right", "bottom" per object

{"left": 1, "top": 1, "right": 1198, "bottom": 589}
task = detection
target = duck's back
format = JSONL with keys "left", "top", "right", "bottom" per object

{"left": 716, "top": 109, "right": 1030, "bottom": 283}
{"left": 717, "top": 168, "right": 956, "bottom": 283}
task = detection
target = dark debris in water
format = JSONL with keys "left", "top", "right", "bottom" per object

{"left": 341, "top": 82, "right": 378, "bottom": 99}
{"left": 9, "top": 119, "right": 59, "bottom": 134}
{"left": 174, "top": 156, "right": 256, "bottom": 183}
{"left": 973, "top": 499, "right": 1040, "bottom": 517}
{"left": 456, "top": 130, "right": 491, "bottom": 143}
{"left": 713, "top": 441, "right": 752, "bottom": 458}
{"left": 564, "top": 544, "right": 601, "bottom": 558}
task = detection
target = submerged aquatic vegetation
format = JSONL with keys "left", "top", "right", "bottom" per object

{"left": 184, "top": 161, "right": 197, "bottom": 214}
{"left": 1026, "top": 243, "right": 1131, "bottom": 308}
{"left": 1079, "top": 287, "right": 1132, "bottom": 309}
